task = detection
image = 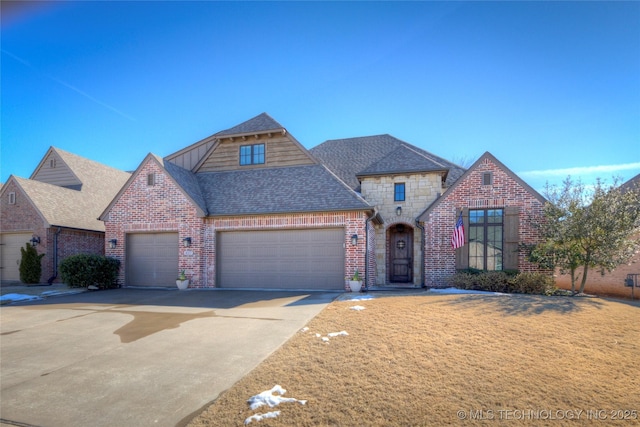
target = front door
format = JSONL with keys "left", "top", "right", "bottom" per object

{"left": 389, "top": 224, "right": 413, "bottom": 283}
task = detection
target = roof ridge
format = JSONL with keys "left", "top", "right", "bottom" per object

{"left": 215, "top": 112, "right": 285, "bottom": 137}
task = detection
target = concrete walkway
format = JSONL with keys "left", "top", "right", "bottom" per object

{"left": 0, "top": 288, "right": 338, "bottom": 427}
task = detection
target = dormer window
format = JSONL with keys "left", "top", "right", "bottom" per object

{"left": 240, "top": 144, "right": 265, "bottom": 166}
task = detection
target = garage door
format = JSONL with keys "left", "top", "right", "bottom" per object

{"left": 0, "top": 233, "right": 33, "bottom": 281}
{"left": 126, "top": 233, "right": 178, "bottom": 287}
{"left": 218, "top": 228, "right": 345, "bottom": 290}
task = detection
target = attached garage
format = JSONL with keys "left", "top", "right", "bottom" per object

{"left": 218, "top": 228, "right": 345, "bottom": 290}
{"left": 126, "top": 233, "right": 178, "bottom": 287}
{"left": 0, "top": 233, "right": 33, "bottom": 282}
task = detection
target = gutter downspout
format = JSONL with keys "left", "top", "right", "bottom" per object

{"left": 47, "top": 227, "right": 62, "bottom": 285}
{"left": 415, "top": 219, "right": 426, "bottom": 288}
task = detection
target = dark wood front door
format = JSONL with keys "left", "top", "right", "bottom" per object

{"left": 390, "top": 225, "right": 413, "bottom": 283}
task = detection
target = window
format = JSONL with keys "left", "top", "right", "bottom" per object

{"left": 49, "top": 158, "right": 56, "bottom": 168}
{"left": 482, "top": 172, "right": 492, "bottom": 186}
{"left": 394, "top": 183, "right": 405, "bottom": 202}
{"left": 239, "top": 144, "right": 265, "bottom": 166}
{"left": 468, "top": 209, "right": 503, "bottom": 270}
{"left": 147, "top": 173, "right": 155, "bottom": 186}
{"left": 8, "top": 192, "right": 16, "bottom": 205}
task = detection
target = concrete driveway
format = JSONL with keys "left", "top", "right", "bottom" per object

{"left": 0, "top": 288, "right": 338, "bottom": 427}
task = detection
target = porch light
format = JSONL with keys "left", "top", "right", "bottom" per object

{"left": 351, "top": 234, "right": 358, "bottom": 246}
{"left": 183, "top": 237, "right": 192, "bottom": 247}
{"left": 30, "top": 236, "right": 40, "bottom": 247}
{"left": 396, "top": 206, "right": 402, "bottom": 216}
{"left": 109, "top": 239, "right": 117, "bottom": 249}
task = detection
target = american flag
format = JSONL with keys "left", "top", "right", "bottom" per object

{"left": 451, "top": 211, "right": 465, "bottom": 249}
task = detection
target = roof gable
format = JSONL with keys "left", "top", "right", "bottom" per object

{"left": 100, "top": 153, "right": 207, "bottom": 220}
{"left": 30, "top": 147, "right": 82, "bottom": 189}
{"left": 165, "top": 113, "right": 316, "bottom": 172}
{"left": 9, "top": 147, "right": 131, "bottom": 232}
{"left": 418, "top": 151, "right": 546, "bottom": 221}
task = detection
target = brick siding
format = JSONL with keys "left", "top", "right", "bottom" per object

{"left": 105, "top": 160, "right": 368, "bottom": 289}
{"left": 423, "top": 156, "right": 545, "bottom": 287}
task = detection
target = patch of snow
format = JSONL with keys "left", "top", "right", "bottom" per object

{"left": 247, "top": 385, "right": 306, "bottom": 411}
{"left": 315, "top": 333, "right": 321, "bottom": 338}
{"left": 322, "top": 337, "right": 329, "bottom": 342}
{"left": 428, "top": 287, "right": 508, "bottom": 296}
{"left": 300, "top": 327, "right": 309, "bottom": 332}
{"left": 0, "top": 293, "right": 41, "bottom": 303}
{"left": 327, "top": 331, "right": 348, "bottom": 337}
{"left": 344, "top": 294, "right": 374, "bottom": 301}
{"left": 245, "top": 411, "right": 280, "bottom": 425}
{"left": 350, "top": 305, "right": 366, "bottom": 311}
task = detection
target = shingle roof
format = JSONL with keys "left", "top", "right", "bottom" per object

{"left": 162, "top": 160, "right": 208, "bottom": 214}
{"left": 310, "top": 134, "right": 465, "bottom": 191}
{"left": 14, "top": 177, "right": 109, "bottom": 231}
{"left": 196, "top": 165, "right": 371, "bottom": 216}
{"left": 620, "top": 173, "right": 640, "bottom": 194}
{"left": 215, "top": 112, "right": 285, "bottom": 137}
{"left": 358, "top": 144, "right": 449, "bottom": 177}
{"left": 53, "top": 147, "right": 131, "bottom": 196}
{"left": 13, "top": 148, "right": 130, "bottom": 232}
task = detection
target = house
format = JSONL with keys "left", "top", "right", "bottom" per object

{"left": 101, "top": 113, "right": 547, "bottom": 290}
{"left": 554, "top": 173, "right": 640, "bottom": 298}
{"left": 0, "top": 147, "right": 131, "bottom": 283}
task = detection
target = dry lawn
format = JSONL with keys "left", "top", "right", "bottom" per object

{"left": 188, "top": 293, "right": 640, "bottom": 426}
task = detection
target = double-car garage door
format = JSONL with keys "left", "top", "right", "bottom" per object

{"left": 218, "top": 228, "right": 345, "bottom": 290}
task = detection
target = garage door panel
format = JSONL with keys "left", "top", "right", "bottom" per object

{"left": 126, "top": 233, "right": 178, "bottom": 287}
{"left": 1, "top": 233, "right": 33, "bottom": 281}
{"left": 218, "top": 229, "right": 344, "bottom": 290}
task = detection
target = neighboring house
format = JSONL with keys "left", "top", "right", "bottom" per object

{"left": 554, "top": 173, "right": 640, "bottom": 298}
{"left": 0, "top": 147, "right": 131, "bottom": 283}
{"left": 101, "top": 113, "right": 548, "bottom": 290}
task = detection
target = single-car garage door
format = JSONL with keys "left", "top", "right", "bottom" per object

{"left": 0, "top": 233, "right": 33, "bottom": 281}
{"left": 218, "top": 228, "right": 345, "bottom": 290}
{"left": 126, "top": 233, "right": 178, "bottom": 287}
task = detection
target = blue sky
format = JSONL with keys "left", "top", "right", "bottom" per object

{"left": 2, "top": 1, "right": 639, "bottom": 193}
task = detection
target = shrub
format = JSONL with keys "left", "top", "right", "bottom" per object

{"left": 59, "top": 254, "right": 120, "bottom": 289}
{"left": 510, "top": 272, "right": 557, "bottom": 295}
{"left": 19, "top": 243, "right": 46, "bottom": 284}
{"left": 448, "top": 270, "right": 556, "bottom": 295}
